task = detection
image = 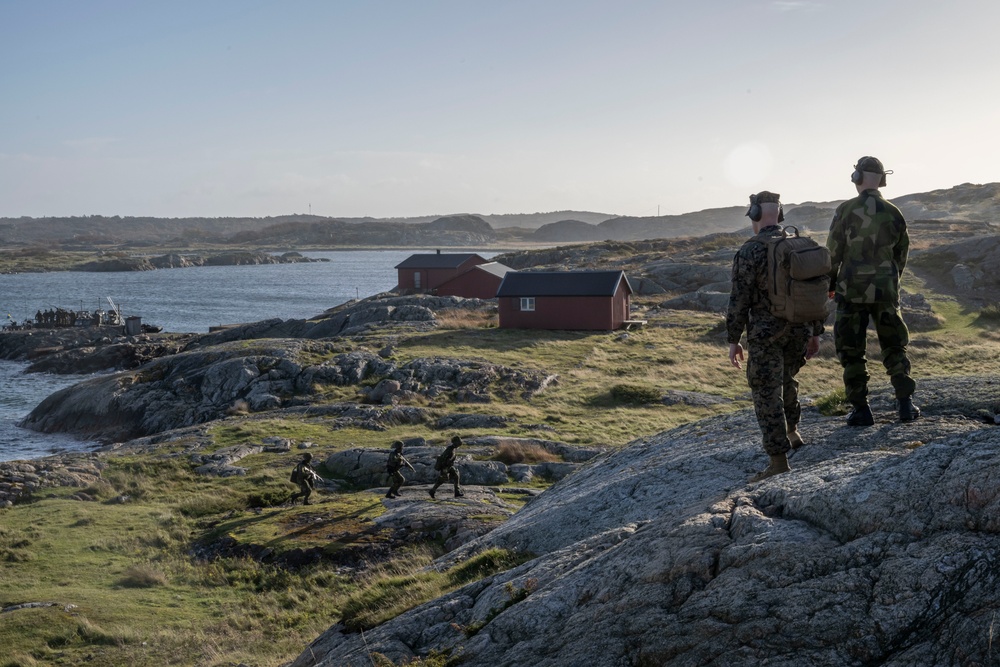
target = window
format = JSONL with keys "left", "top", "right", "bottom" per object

{"left": 414, "top": 271, "right": 422, "bottom": 289}
{"left": 519, "top": 297, "right": 535, "bottom": 311}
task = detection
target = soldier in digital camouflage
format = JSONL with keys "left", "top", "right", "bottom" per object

{"left": 727, "top": 191, "right": 823, "bottom": 482}
{"left": 827, "top": 156, "right": 920, "bottom": 426}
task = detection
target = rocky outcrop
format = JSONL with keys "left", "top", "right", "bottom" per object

{"left": 324, "top": 437, "right": 600, "bottom": 489}
{"left": 911, "top": 235, "right": 1000, "bottom": 299}
{"left": 78, "top": 256, "right": 156, "bottom": 271}
{"left": 18, "top": 340, "right": 555, "bottom": 442}
{"left": 0, "top": 328, "right": 192, "bottom": 374}
{"left": 0, "top": 454, "right": 105, "bottom": 507}
{"left": 326, "top": 445, "right": 509, "bottom": 489}
{"left": 184, "top": 295, "right": 488, "bottom": 348}
{"left": 76, "top": 250, "right": 328, "bottom": 272}
{"left": 291, "top": 376, "right": 1000, "bottom": 667}
{"left": 374, "top": 487, "right": 517, "bottom": 552}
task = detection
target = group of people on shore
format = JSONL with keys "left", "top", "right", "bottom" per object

{"left": 287, "top": 436, "right": 465, "bottom": 505}
{"left": 727, "top": 155, "right": 920, "bottom": 482}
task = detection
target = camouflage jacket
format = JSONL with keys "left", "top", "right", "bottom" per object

{"left": 435, "top": 446, "right": 458, "bottom": 471}
{"left": 726, "top": 225, "right": 823, "bottom": 344}
{"left": 826, "top": 189, "right": 908, "bottom": 304}
{"left": 387, "top": 451, "right": 410, "bottom": 473}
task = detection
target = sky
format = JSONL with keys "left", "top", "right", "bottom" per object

{"left": 2, "top": 0, "right": 999, "bottom": 219}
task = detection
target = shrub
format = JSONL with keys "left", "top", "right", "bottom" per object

{"left": 447, "top": 548, "right": 531, "bottom": 586}
{"left": 492, "top": 442, "right": 560, "bottom": 465}
{"left": 814, "top": 388, "right": 849, "bottom": 416}
{"left": 245, "top": 487, "right": 290, "bottom": 508}
{"left": 974, "top": 303, "right": 1000, "bottom": 325}
{"left": 609, "top": 383, "right": 661, "bottom": 405}
{"left": 118, "top": 563, "right": 168, "bottom": 588}
{"left": 435, "top": 308, "right": 497, "bottom": 329}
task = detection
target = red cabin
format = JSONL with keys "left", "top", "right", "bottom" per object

{"left": 435, "top": 261, "right": 513, "bottom": 299}
{"left": 496, "top": 270, "right": 633, "bottom": 330}
{"left": 394, "top": 252, "right": 488, "bottom": 293}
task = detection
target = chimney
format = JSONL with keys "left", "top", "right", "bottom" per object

{"left": 436, "top": 249, "right": 441, "bottom": 254}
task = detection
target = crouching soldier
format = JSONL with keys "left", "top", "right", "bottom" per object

{"left": 385, "top": 440, "right": 415, "bottom": 498}
{"left": 429, "top": 436, "right": 464, "bottom": 499}
{"left": 289, "top": 452, "right": 321, "bottom": 505}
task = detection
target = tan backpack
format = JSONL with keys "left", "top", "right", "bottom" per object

{"left": 758, "top": 226, "right": 831, "bottom": 324}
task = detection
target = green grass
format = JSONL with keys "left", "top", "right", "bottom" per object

{"left": 339, "top": 547, "right": 532, "bottom": 631}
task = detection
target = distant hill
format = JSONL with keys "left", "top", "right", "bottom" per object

{"left": 2, "top": 183, "right": 998, "bottom": 249}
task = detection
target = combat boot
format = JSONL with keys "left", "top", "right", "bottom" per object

{"left": 787, "top": 428, "right": 805, "bottom": 450}
{"left": 846, "top": 403, "right": 874, "bottom": 427}
{"left": 898, "top": 397, "right": 921, "bottom": 422}
{"left": 749, "top": 454, "right": 790, "bottom": 483}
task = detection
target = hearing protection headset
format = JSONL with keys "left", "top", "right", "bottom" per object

{"left": 746, "top": 194, "right": 784, "bottom": 223}
{"left": 852, "top": 156, "right": 890, "bottom": 187}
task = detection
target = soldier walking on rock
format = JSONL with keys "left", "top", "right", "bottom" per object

{"left": 385, "top": 440, "right": 415, "bottom": 498}
{"left": 727, "top": 191, "right": 823, "bottom": 482}
{"left": 429, "top": 436, "right": 464, "bottom": 499}
{"left": 827, "top": 156, "right": 920, "bottom": 426}
{"left": 289, "top": 452, "right": 320, "bottom": 505}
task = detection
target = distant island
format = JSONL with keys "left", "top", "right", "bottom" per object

{"left": 2, "top": 182, "right": 998, "bottom": 257}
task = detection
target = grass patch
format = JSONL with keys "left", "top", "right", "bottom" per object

{"left": 608, "top": 383, "right": 662, "bottom": 405}
{"left": 974, "top": 303, "right": 1000, "bottom": 326}
{"left": 435, "top": 308, "right": 498, "bottom": 329}
{"left": 815, "top": 388, "right": 849, "bottom": 416}
{"left": 339, "top": 547, "right": 531, "bottom": 631}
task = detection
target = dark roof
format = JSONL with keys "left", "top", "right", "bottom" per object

{"left": 496, "top": 270, "right": 632, "bottom": 297}
{"left": 394, "top": 253, "right": 485, "bottom": 269}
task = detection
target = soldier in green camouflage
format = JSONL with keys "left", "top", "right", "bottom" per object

{"left": 289, "top": 452, "right": 320, "bottom": 505}
{"left": 385, "top": 440, "right": 415, "bottom": 499}
{"left": 727, "top": 191, "right": 823, "bottom": 482}
{"left": 429, "top": 436, "right": 464, "bottom": 499}
{"left": 827, "top": 156, "right": 920, "bottom": 426}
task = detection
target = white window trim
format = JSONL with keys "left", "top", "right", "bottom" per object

{"left": 414, "top": 271, "right": 422, "bottom": 289}
{"left": 520, "top": 297, "right": 535, "bottom": 311}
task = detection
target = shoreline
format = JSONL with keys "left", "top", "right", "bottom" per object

{"left": 0, "top": 245, "right": 549, "bottom": 274}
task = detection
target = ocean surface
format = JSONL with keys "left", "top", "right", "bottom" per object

{"left": 0, "top": 249, "right": 497, "bottom": 461}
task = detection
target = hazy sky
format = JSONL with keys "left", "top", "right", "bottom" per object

{"left": 2, "top": 0, "right": 998, "bottom": 219}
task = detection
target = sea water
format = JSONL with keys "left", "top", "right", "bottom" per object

{"left": 0, "top": 249, "right": 497, "bottom": 461}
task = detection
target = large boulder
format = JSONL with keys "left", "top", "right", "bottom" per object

{"left": 291, "top": 375, "right": 1000, "bottom": 667}
{"left": 325, "top": 446, "right": 511, "bottom": 488}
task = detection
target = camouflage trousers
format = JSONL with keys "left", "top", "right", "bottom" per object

{"left": 746, "top": 334, "right": 809, "bottom": 456}
{"left": 290, "top": 479, "right": 314, "bottom": 504}
{"left": 834, "top": 302, "right": 915, "bottom": 406}
{"left": 388, "top": 470, "right": 405, "bottom": 495}
{"left": 431, "top": 467, "right": 461, "bottom": 495}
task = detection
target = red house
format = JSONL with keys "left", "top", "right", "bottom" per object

{"left": 394, "top": 252, "right": 488, "bottom": 293}
{"left": 496, "top": 270, "right": 633, "bottom": 330}
{"left": 435, "top": 261, "right": 513, "bottom": 299}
